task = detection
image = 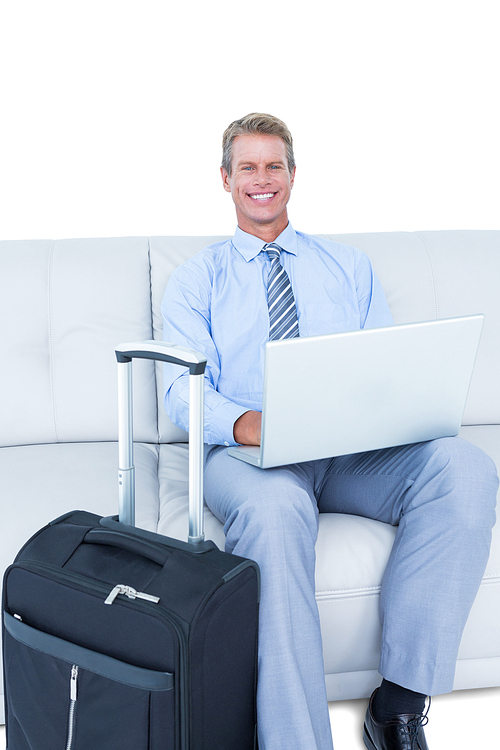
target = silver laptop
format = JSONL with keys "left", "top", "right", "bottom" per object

{"left": 227, "top": 314, "right": 484, "bottom": 469}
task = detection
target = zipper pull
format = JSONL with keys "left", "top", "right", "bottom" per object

{"left": 104, "top": 584, "right": 160, "bottom": 605}
{"left": 134, "top": 590, "right": 161, "bottom": 604}
{"left": 104, "top": 584, "right": 126, "bottom": 605}
{"left": 70, "top": 665, "right": 78, "bottom": 702}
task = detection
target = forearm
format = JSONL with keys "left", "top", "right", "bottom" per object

{"left": 233, "top": 410, "right": 262, "bottom": 446}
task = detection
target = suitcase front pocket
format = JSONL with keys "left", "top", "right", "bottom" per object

{"left": 4, "top": 613, "right": 176, "bottom": 750}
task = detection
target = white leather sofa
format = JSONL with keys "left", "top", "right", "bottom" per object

{"left": 1, "top": 230, "right": 499, "bottom": 723}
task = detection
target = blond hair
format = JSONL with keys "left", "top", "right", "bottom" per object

{"left": 221, "top": 113, "right": 295, "bottom": 176}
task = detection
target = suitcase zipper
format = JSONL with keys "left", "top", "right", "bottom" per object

{"left": 65, "top": 665, "right": 79, "bottom": 750}
{"left": 14, "top": 561, "right": 162, "bottom": 610}
{"left": 104, "top": 584, "right": 160, "bottom": 605}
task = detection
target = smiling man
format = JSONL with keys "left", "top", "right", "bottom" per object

{"left": 221, "top": 130, "right": 295, "bottom": 242}
{"left": 161, "top": 113, "right": 498, "bottom": 750}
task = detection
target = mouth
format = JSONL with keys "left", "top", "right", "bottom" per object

{"left": 248, "top": 192, "right": 276, "bottom": 201}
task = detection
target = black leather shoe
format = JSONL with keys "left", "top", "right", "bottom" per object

{"left": 363, "top": 689, "right": 430, "bottom": 750}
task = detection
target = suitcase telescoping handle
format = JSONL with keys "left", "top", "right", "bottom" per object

{"left": 115, "top": 341, "right": 207, "bottom": 545}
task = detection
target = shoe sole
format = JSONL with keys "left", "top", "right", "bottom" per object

{"left": 363, "top": 724, "right": 377, "bottom": 750}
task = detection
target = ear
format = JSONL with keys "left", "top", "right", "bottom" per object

{"left": 290, "top": 165, "right": 296, "bottom": 189}
{"left": 220, "top": 167, "right": 232, "bottom": 193}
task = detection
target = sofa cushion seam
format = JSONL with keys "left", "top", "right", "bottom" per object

{"left": 316, "top": 574, "right": 500, "bottom": 600}
{"left": 47, "top": 240, "right": 60, "bottom": 443}
{"left": 316, "top": 592, "right": 380, "bottom": 602}
{"left": 147, "top": 237, "right": 160, "bottom": 446}
{"left": 415, "top": 231, "right": 439, "bottom": 319}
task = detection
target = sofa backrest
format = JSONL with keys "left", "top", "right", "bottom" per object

{"left": 1, "top": 230, "right": 499, "bottom": 450}
{"left": 0, "top": 238, "right": 156, "bottom": 447}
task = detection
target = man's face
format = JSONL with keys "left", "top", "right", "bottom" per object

{"left": 221, "top": 134, "right": 296, "bottom": 239}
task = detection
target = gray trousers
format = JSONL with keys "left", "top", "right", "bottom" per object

{"left": 204, "top": 437, "right": 498, "bottom": 750}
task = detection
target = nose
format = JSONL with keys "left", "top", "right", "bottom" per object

{"left": 253, "top": 167, "right": 271, "bottom": 186}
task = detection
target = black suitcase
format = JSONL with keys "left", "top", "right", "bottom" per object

{"left": 2, "top": 341, "right": 260, "bottom": 750}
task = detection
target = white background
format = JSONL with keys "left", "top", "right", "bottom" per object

{"left": 0, "top": 0, "right": 498, "bottom": 746}
{"left": 1, "top": 0, "right": 499, "bottom": 240}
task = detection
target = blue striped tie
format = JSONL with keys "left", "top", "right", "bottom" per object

{"left": 264, "top": 243, "right": 300, "bottom": 340}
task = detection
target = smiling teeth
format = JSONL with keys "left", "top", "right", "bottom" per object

{"left": 251, "top": 193, "right": 274, "bottom": 200}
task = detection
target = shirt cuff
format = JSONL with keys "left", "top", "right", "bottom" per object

{"left": 205, "top": 400, "right": 251, "bottom": 447}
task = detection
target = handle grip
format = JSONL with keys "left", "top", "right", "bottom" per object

{"left": 115, "top": 341, "right": 207, "bottom": 374}
{"left": 85, "top": 527, "right": 171, "bottom": 566}
{"left": 115, "top": 340, "right": 207, "bottom": 545}
{"left": 98, "top": 517, "right": 217, "bottom": 555}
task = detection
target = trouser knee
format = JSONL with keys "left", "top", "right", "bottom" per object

{"left": 416, "top": 437, "right": 498, "bottom": 531}
{"left": 223, "top": 485, "right": 318, "bottom": 561}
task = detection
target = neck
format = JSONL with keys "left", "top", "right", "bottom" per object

{"left": 238, "top": 220, "right": 289, "bottom": 244}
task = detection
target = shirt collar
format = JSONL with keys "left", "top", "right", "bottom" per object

{"left": 232, "top": 222, "right": 299, "bottom": 262}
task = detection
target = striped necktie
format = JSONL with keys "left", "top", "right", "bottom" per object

{"left": 264, "top": 243, "right": 300, "bottom": 340}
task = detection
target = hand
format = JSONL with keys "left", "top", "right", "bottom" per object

{"left": 233, "top": 410, "right": 262, "bottom": 446}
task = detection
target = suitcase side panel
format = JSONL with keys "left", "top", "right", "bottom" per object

{"left": 189, "top": 565, "right": 260, "bottom": 750}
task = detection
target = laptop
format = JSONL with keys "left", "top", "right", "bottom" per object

{"left": 227, "top": 314, "right": 484, "bottom": 468}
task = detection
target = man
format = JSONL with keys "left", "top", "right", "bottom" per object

{"left": 161, "top": 113, "right": 498, "bottom": 750}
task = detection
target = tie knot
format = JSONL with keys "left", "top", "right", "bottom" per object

{"left": 264, "top": 243, "right": 282, "bottom": 262}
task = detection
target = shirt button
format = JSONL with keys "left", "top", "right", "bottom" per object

{"left": 224, "top": 441, "right": 229, "bottom": 447}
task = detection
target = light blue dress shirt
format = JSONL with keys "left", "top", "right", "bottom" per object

{"left": 161, "top": 223, "right": 394, "bottom": 446}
